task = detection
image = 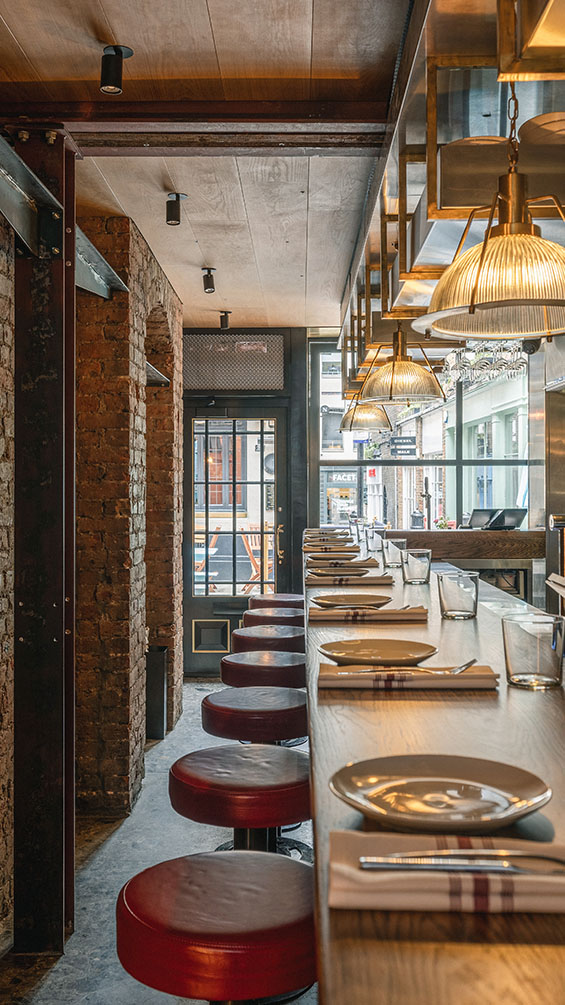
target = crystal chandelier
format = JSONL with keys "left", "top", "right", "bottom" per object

{"left": 412, "top": 85, "right": 565, "bottom": 341}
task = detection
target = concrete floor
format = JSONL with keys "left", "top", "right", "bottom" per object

{"left": 0, "top": 681, "right": 317, "bottom": 1005}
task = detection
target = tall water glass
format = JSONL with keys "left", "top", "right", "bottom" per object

{"left": 437, "top": 570, "right": 479, "bottom": 619}
{"left": 502, "top": 613, "right": 564, "bottom": 689}
{"left": 401, "top": 548, "right": 432, "bottom": 584}
{"left": 383, "top": 538, "right": 407, "bottom": 569}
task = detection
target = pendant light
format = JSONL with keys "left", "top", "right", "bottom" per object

{"left": 412, "top": 84, "right": 565, "bottom": 341}
{"left": 339, "top": 399, "right": 391, "bottom": 432}
{"left": 360, "top": 325, "right": 445, "bottom": 404}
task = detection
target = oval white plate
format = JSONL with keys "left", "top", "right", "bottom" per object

{"left": 329, "top": 754, "right": 552, "bottom": 833}
{"left": 319, "top": 638, "right": 437, "bottom": 666}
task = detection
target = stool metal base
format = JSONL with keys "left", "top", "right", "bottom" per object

{"left": 215, "top": 827, "right": 313, "bottom": 863}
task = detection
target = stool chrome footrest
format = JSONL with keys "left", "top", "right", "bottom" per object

{"left": 215, "top": 827, "right": 312, "bottom": 862}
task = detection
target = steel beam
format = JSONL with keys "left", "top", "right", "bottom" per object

{"left": 72, "top": 130, "right": 382, "bottom": 157}
{"left": 75, "top": 227, "right": 128, "bottom": 298}
{"left": 3, "top": 99, "right": 387, "bottom": 126}
{"left": 13, "top": 129, "right": 68, "bottom": 954}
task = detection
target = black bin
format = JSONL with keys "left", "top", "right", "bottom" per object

{"left": 146, "top": 645, "right": 168, "bottom": 740}
{"left": 410, "top": 509, "right": 425, "bottom": 529}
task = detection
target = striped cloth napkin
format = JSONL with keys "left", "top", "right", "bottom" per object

{"left": 309, "top": 607, "right": 427, "bottom": 624}
{"left": 305, "top": 574, "right": 393, "bottom": 586}
{"left": 306, "top": 557, "right": 380, "bottom": 569}
{"left": 329, "top": 832, "right": 565, "bottom": 912}
{"left": 317, "top": 662, "right": 498, "bottom": 689}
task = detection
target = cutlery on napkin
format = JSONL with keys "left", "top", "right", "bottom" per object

{"left": 328, "top": 831, "right": 565, "bottom": 912}
{"left": 306, "top": 558, "right": 381, "bottom": 570}
{"left": 309, "top": 606, "right": 428, "bottom": 623}
{"left": 305, "top": 574, "right": 394, "bottom": 586}
{"left": 317, "top": 661, "right": 498, "bottom": 689}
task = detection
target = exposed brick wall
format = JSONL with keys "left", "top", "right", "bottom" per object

{"left": 76, "top": 217, "right": 183, "bottom": 815}
{"left": 0, "top": 214, "right": 14, "bottom": 951}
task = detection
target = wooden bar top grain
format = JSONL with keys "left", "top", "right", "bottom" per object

{"left": 305, "top": 561, "right": 565, "bottom": 1005}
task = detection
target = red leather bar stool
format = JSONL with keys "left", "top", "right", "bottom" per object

{"left": 221, "top": 650, "right": 306, "bottom": 688}
{"left": 249, "top": 592, "right": 304, "bottom": 609}
{"left": 232, "top": 624, "right": 305, "bottom": 653}
{"left": 242, "top": 606, "right": 304, "bottom": 628}
{"left": 117, "top": 851, "right": 316, "bottom": 1003}
{"left": 169, "top": 744, "right": 311, "bottom": 856}
{"left": 201, "top": 686, "right": 308, "bottom": 743}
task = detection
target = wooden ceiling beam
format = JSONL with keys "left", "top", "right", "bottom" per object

{"left": 2, "top": 99, "right": 388, "bottom": 129}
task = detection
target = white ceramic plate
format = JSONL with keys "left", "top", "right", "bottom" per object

{"left": 312, "top": 593, "right": 391, "bottom": 609}
{"left": 329, "top": 754, "right": 552, "bottom": 833}
{"left": 319, "top": 638, "right": 437, "bottom": 666}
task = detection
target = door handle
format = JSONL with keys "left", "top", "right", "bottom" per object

{"left": 275, "top": 524, "right": 285, "bottom": 565}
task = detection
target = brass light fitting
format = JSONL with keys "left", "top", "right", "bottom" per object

{"left": 413, "top": 85, "right": 565, "bottom": 341}
{"left": 360, "top": 326, "right": 445, "bottom": 405}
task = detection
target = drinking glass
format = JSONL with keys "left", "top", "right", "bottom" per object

{"left": 401, "top": 548, "right": 432, "bottom": 584}
{"left": 437, "top": 570, "right": 479, "bottom": 619}
{"left": 502, "top": 613, "right": 564, "bottom": 689}
{"left": 383, "top": 538, "right": 407, "bottom": 568}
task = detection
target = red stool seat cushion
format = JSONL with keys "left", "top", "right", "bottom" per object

{"left": 221, "top": 650, "right": 306, "bottom": 688}
{"left": 117, "top": 851, "right": 316, "bottom": 1001}
{"left": 249, "top": 593, "right": 304, "bottom": 609}
{"left": 243, "top": 607, "right": 304, "bottom": 627}
{"left": 201, "top": 686, "right": 308, "bottom": 741}
{"left": 169, "top": 744, "right": 310, "bottom": 828}
{"left": 232, "top": 624, "right": 305, "bottom": 653}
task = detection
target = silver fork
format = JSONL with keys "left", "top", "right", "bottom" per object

{"left": 336, "top": 658, "right": 478, "bottom": 677}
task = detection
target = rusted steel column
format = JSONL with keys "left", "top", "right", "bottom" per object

{"left": 13, "top": 129, "right": 71, "bottom": 953}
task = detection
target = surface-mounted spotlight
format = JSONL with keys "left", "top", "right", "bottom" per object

{"left": 220, "top": 311, "right": 231, "bottom": 329}
{"left": 100, "top": 44, "right": 134, "bottom": 95}
{"left": 166, "top": 193, "right": 187, "bottom": 226}
{"left": 202, "top": 268, "right": 216, "bottom": 294}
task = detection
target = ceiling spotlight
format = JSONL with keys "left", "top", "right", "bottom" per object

{"left": 100, "top": 44, "right": 134, "bottom": 95}
{"left": 166, "top": 193, "right": 187, "bottom": 226}
{"left": 220, "top": 311, "right": 231, "bottom": 329}
{"left": 202, "top": 268, "right": 216, "bottom": 294}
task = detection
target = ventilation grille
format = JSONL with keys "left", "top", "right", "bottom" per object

{"left": 183, "top": 332, "right": 285, "bottom": 391}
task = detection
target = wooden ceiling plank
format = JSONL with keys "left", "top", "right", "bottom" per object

{"left": 237, "top": 155, "right": 309, "bottom": 325}
{"left": 305, "top": 157, "right": 373, "bottom": 326}
{"left": 310, "top": 0, "right": 413, "bottom": 100}
{"left": 204, "top": 0, "right": 313, "bottom": 100}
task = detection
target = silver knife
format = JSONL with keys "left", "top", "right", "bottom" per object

{"left": 359, "top": 849, "right": 565, "bottom": 874}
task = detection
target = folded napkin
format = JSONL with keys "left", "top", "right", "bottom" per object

{"left": 305, "top": 574, "right": 394, "bottom": 586}
{"left": 329, "top": 831, "right": 565, "bottom": 912}
{"left": 309, "top": 606, "right": 427, "bottom": 623}
{"left": 303, "top": 546, "right": 360, "bottom": 554}
{"left": 318, "top": 661, "right": 498, "bottom": 690}
{"left": 306, "top": 557, "right": 380, "bottom": 569}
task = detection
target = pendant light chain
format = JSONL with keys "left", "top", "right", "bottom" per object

{"left": 506, "top": 82, "right": 520, "bottom": 171}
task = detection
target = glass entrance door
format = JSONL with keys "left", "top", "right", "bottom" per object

{"left": 185, "top": 406, "right": 289, "bottom": 674}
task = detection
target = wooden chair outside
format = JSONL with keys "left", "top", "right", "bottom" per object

{"left": 240, "top": 527, "right": 273, "bottom": 595}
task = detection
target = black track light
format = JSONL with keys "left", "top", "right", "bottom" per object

{"left": 202, "top": 268, "right": 216, "bottom": 294}
{"left": 100, "top": 44, "right": 134, "bottom": 95}
{"left": 220, "top": 311, "right": 231, "bottom": 329}
{"left": 166, "top": 192, "right": 187, "bottom": 226}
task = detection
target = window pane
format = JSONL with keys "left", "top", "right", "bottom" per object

{"left": 237, "top": 484, "right": 262, "bottom": 531}
{"left": 263, "top": 433, "right": 275, "bottom": 480}
{"left": 460, "top": 351, "right": 528, "bottom": 459}
{"left": 462, "top": 465, "right": 528, "bottom": 519}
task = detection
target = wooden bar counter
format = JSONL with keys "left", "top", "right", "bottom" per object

{"left": 305, "top": 563, "right": 565, "bottom": 1005}
{"left": 385, "top": 529, "right": 545, "bottom": 560}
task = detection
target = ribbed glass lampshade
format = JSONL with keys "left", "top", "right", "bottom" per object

{"left": 339, "top": 401, "right": 391, "bottom": 431}
{"left": 360, "top": 360, "right": 444, "bottom": 403}
{"left": 412, "top": 233, "right": 565, "bottom": 339}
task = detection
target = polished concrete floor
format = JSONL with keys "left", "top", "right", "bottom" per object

{"left": 0, "top": 681, "right": 317, "bottom": 1004}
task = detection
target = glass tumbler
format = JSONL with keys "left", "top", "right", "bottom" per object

{"left": 502, "top": 613, "right": 565, "bottom": 689}
{"left": 383, "top": 538, "right": 407, "bottom": 569}
{"left": 437, "top": 570, "right": 479, "bottom": 619}
{"left": 401, "top": 548, "right": 432, "bottom": 584}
